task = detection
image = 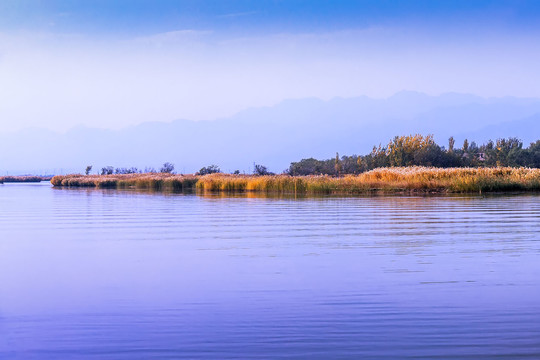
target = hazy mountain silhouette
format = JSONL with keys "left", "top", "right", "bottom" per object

{"left": 2, "top": 91, "right": 540, "bottom": 174}
{"left": 457, "top": 114, "right": 540, "bottom": 146}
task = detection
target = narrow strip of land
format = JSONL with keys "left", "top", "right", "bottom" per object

{"left": 50, "top": 167, "right": 540, "bottom": 194}
{"left": 0, "top": 176, "right": 49, "bottom": 183}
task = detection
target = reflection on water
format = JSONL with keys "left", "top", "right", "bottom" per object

{"left": 1, "top": 183, "right": 540, "bottom": 359}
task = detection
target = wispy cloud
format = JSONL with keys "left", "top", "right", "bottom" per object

{"left": 217, "top": 11, "right": 259, "bottom": 19}
{"left": 131, "top": 29, "right": 213, "bottom": 46}
{"left": 136, "top": 29, "right": 212, "bottom": 40}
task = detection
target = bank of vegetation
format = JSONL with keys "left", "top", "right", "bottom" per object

{"left": 51, "top": 167, "right": 540, "bottom": 194}
{"left": 287, "top": 135, "right": 540, "bottom": 175}
{"left": 0, "top": 176, "right": 47, "bottom": 183}
{"left": 49, "top": 135, "right": 540, "bottom": 194}
{"left": 51, "top": 173, "right": 198, "bottom": 191}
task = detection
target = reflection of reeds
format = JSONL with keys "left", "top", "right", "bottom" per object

{"left": 1, "top": 176, "right": 44, "bottom": 183}
{"left": 51, "top": 167, "right": 540, "bottom": 193}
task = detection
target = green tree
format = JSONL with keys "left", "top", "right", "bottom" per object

{"left": 334, "top": 152, "right": 342, "bottom": 176}
{"left": 387, "top": 134, "right": 438, "bottom": 166}
{"left": 526, "top": 141, "right": 540, "bottom": 167}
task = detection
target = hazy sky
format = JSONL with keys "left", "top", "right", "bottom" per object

{"left": 1, "top": 0, "right": 540, "bottom": 132}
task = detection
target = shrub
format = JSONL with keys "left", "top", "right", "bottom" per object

{"left": 197, "top": 165, "right": 221, "bottom": 175}
{"left": 100, "top": 166, "right": 114, "bottom": 175}
{"left": 160, "top": 162, "right": 175, "bottom": 174}
{"left": 253, "top": 164, "right": 274, "bottom": 175}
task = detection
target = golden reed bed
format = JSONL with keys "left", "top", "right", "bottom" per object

{"left": 50, "top": 167, "right": 540, "bottom": 194}
{"left": 51, "top": 173, "right": 198, "bottom": 191}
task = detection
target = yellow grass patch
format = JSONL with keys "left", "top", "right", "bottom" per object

{"left": 51, "top": 167, "right": 540, "bottom": 194}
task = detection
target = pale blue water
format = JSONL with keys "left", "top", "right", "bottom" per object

{"left": 1, "top": 182, "right": 540, "bottom": 359}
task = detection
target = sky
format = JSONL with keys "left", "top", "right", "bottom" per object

{"left": 1, "top": 0, "right": 540, "bottom": 132}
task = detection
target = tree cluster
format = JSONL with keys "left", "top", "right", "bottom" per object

{"left": 287, "top": 135, "right": 540, "bottom": 175}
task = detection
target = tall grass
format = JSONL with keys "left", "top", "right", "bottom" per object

{"left": 51, "top": 173, "right": 198, "bottom": 191}
{"left": 1, "top": 176, "right": 44, "bottom": 183}
{"left": 196, "top": 167, "right": 540, "bottom": 193}
{"left": 51, "top": 167, "right": 540, "bottom": 194}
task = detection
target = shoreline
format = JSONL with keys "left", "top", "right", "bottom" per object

{"left": 50, "top": 167, "right": 540, "bottom": 194}
{"left": 0, "top": 176, "right": 49, "bottom": 184}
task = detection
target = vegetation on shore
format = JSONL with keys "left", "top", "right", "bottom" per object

{"left": 51, "top": 167, "right": 540, "bottom": 194}
{"left": 51, "top": 173, "right": 198, "bottom": 191}
{"left": 44, "top": 135, "right": 540, "bottom": 194}
{"left": 0, "top": 176, "right": 47, "bottom": 183}
{"left": 288, "top": 135, "right": 540, "bottom": 175}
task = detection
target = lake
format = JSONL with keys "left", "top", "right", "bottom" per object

{"left": 1, "top": 182, "right": 540, "bottom": 359}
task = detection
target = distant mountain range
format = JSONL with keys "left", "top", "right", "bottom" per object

{"left": 2, "top": 91, "right": 540, "bottom": 174}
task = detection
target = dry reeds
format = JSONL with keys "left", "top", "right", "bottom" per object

{"left": 1, "top": 176, "right": 44, "bottom": 183}
{"left": 196, "top": 167, "right": 540, "bottom": 193}
{"left": 51, "top": 167, "right": 540, "bottom": 194}
{"left": 51, "top": 173, "right": 198, "bottom": 191}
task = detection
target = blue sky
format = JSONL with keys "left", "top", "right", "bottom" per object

{"left": 2, "top": 0, "right": 540, "bottom": 35}
{"left": 1, "top": 1, "right": 540, "bottom": 132}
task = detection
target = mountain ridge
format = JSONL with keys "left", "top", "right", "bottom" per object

{"left": 1, "top": 91, "right": 540, "bottom": 174}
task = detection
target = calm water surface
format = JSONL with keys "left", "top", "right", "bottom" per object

{"left": 1, "top": 182, "right": 540, "bottom": 359}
